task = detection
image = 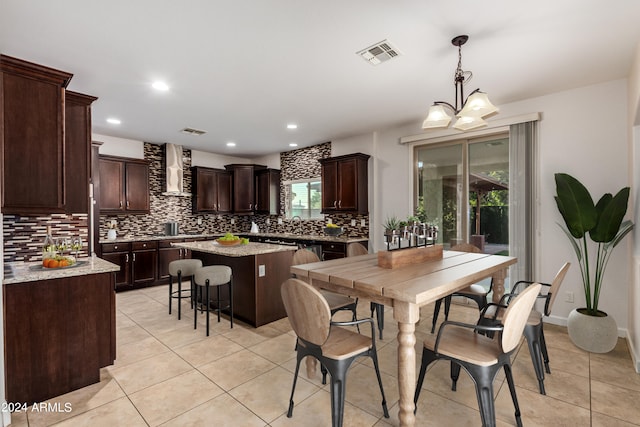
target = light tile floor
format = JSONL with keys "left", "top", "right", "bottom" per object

{"left": 8, "top": 284, "right": 640, "bottom": 426}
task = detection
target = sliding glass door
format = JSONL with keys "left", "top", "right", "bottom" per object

{"left": 415, "top": 134, "right": 509, "bottom": 254}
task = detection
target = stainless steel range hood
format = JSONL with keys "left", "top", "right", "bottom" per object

{"left": 162, "top": 143, "right": 191, "bottom": 197}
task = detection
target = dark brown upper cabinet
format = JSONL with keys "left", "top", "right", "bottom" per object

{"left": 255, "top": 168, "right": 281, "bottom": 215}
{"left": 0, "top": 55, "right": 73, "bottom": 214}
{"left": 65, "top": 91, "right": 98, "bottom": 214}
{"left": 192, "top": 166, "right": 232, "bottom": 213}
{"left": 319, "top": 153, "right": 370, "bottom": 215}
{"left": 225, "top": 164, "right": 266, "bottom": 214}
{"left": 99, "top": 155, "right": 150, "bottom": 214}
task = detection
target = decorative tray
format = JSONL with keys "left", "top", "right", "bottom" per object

{"left": 30, "top": 260, "right": 88, "bottom": 271}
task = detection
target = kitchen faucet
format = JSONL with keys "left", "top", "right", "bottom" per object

{"left": 291, "top": 216, "right": 302, "bottom": 235}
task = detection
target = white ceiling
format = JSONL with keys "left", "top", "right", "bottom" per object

{"left": 2, "top": 1, "right": 640, "bottom": 158}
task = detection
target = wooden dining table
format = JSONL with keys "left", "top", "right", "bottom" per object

{"left": 290, "top": 248, "right": 517, "bottom": 427}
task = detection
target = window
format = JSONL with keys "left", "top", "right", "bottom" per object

{"left": 285, "top": 179, "right": 322, "bottom": 219}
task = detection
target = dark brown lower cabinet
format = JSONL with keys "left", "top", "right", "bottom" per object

{"left": 3, "top": 272, "right": 116, "bottom": 404}
{"left": 101, "top": 242, "right": 131, "bottom": 289}
{"left": 131, "top": 241, "right": 157, "bottom": 285}
{"left": 100, "top": 241, "right": 157, "bottom": 290}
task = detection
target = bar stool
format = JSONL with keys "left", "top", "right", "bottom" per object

{"left": 194, "top": 265, "right": 234, "bottom": 336}
{"left": 169, "top": 259, "right": 203, "bottom": 320}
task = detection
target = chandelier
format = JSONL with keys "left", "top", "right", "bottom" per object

{"left": 422, "top": 35, "right": 498, "bottom": 131}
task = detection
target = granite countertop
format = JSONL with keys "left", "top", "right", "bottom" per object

{"left": 3, "top": 256, "right": 120, "bottom": 285}
{"left": 99, "top": 233, "right": 217, "bottom": 244}
{"left": 172, "top": 241, "right": 297, "bottom": 257}
{"left": 244, "top": 232, "right": 368, "bottom": 243}
{"left": 99, "top": 232, "right": 367, "bottom": 244}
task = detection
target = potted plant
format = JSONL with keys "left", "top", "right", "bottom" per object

{"left": 554, "top": 173, "right": 634, "bottom": 353}
{"left": 383, "top": 216, "right": 401, "bottom": 235}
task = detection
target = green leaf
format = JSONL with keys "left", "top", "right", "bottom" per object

{"left": 605, "top": 220, "right": 634, "bottom": 250}
{"left": 554, "top": 173, "right": 597, "bottom": 238}
{"left": 557, "top": 223, "right": 583, "bottom": 262}
{"left": 590, "top": 188, "right": 630, "bottom": 243}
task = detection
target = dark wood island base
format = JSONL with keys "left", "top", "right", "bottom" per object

{"left": 174, "top": 241, "right": 295, "bottom": 327}
{"left": 3, "top": 259, "right": 118, "bottom": 405}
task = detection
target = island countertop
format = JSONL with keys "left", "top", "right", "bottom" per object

{"left": 172, "top": 240, "right": 297, "bottom": 257}
{"left": 3, "top": 256, "right": 120, "bottom": 285}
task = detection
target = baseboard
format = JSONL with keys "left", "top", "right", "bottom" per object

{"left": 626, "top": 329, "right": 640, "bottom": 373}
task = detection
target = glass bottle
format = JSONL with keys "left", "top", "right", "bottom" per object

{"left": 42, "top": 226, "right": 56, "bottom": 260}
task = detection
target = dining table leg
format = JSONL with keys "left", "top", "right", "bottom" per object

{"left": 394, "top": 301, "right": 420, "bottom": 427}
{"left": 491, "top": 267, "right": 508, "bottom": 303}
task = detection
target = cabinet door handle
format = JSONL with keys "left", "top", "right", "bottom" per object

{"left": 126, "top": 201, "right": 130, "bottom": 208}
{"left": 338, "top": 200, "right": 341, "bottom": 208}
{"left": 249, "top": 203, "right": 253, "bottom": 210}
{"left": 255, "top": 203, "right": 258, "bottom": 210}
{"left": 333, "top": 200, "right": 337, "bottom": 208}
{"left": 119, "top": 201, "right": 123, "bottom": 208}
{"left": 125, "top": 253, "right": 129, "bottom": 262}
{"left": 133, "top": 253, "right": 136, "bottom": 262}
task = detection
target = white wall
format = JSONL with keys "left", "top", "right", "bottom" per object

{"left": 190, "top": 150, "right": 249, "bottom": 168}
{"left": 251, "top": 152, "right": 281, "bottom": 169}
{"left": 92, "top": 133, "right": 145, "bottom": 158}
{"left": 91, "top": 135, "right": 279, "bottom": 170}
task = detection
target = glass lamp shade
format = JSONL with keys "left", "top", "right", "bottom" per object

{"left": 457, "top": 91, "right": 499, "bottom": 118}
{"left": 453, "top": 115, "right": 487, "bottom": 131}
{"left": 422, "top": 104, "right": 452, "bottom": 129}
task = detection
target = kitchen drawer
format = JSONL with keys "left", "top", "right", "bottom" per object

{"left": 101, "top": 242, "right": 131, "bottom": 253}
{"left": 321, "top": 242, "right": 346, "bottom": 253}
{"left": 132, "top": 241, "right": 158, "bottom": 251}
{"left": 158, "top": 239, "right": 184, "bottom": 248}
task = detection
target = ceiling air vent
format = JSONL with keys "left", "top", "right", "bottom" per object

{"left": 357, "top": 39, "right": 401, "bottom": 65}
{"left": 180, "top": 127, "right": 207, "bottom": 136}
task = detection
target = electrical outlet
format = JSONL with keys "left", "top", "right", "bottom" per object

{"left": 266, "top": 218, "right": 271, "bottom": 226}
{"left": 230, "top": 218, "right": 235, "bottom": 224}
{"left": 197, "top": 218, "right": 202, "bottom": 225}
{"left": 351, "top": 219, "right": 356, "bottom": 226}
{"left": 327, "top": 218, "right": 332, "bottom": 224}
{"left": 258, "top": 265, "right": 266, "bottom": 277}
{"left": 361, "top": 219, "right": 366, "bottom": 227}
{"left": 565, "top": 291, "right": 574, "bottom": 303}
{"left": 278, "top": 218, "right": 283, "bottom": 225}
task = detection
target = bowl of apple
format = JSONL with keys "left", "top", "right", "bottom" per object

{"left": 323, "top": 224, "right": 343, "bottom": 236}
{"left": 216, "top": 233, "right": 242, "bottom": 246}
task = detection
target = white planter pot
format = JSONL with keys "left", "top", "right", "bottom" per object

{"left": 567, "top": 308, "right": 618, "bottom": 353}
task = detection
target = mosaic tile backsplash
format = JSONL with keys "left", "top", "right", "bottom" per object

{"left": 3, "top": 141, "right": 369, "bottom": 262}
{"left": 3, "top": 214, "right": 89, "bottom": 262}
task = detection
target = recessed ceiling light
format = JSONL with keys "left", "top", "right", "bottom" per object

{"left": 226, "top": 142, "right": 236, "bottom": 147}
{"left": 106, "top": 118, "right": 121, "bottom": 125}
{"left": 152, "top": 81, "right": 169, "bottom": 91}
{"left": 286, "top": 123, "right": 298, "bottom": 129}
{"left": 289, "top": 143, "right": 298, "bottom": 147}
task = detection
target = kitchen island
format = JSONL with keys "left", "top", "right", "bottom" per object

{"left": 172, "top": 240, "right": 296, "bottom": 327}
{"left": 3, "top": 256, "right": 120, "bottom": 404}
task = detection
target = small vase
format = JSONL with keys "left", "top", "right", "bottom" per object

{"left": 107, "top": 229, "right": 117, "bottom": 241}
{"left": 567, "top": 308, "right": 618, "bottom": 353}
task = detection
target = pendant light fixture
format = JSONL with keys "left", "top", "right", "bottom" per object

{"left": 422, "top": 35, "right": 498, "bottom": 131}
